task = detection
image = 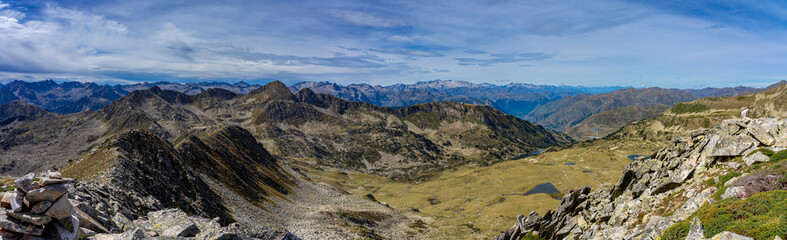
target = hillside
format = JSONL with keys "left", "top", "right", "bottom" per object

{"left": 496, "top": 86, "right": 787, "bottom": 240}
{"left": 564, "top": 104, "right": 670, "bottom": 140}
{"left": 524, "top": 88, "right": 698, "bottom": 132}
{"left": 0, "top": 81, "right": 571, "bottom": 178}
{"left": 60, "top": 126, "right": 419, "bottom": 239}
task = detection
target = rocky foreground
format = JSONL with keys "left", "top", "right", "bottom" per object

{"left": 0, "top": 171, "right": 298, "bottom": 240}
{"left": 496, "top": 111, "right": 787, "bottom": 240}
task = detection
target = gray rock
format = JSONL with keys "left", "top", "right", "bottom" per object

{"left": 11, "top": 192, "right": 24, "bottom": 212}
{"left": 741, "top": 109, "right": 749, "bottom": 118}
{"left": 147, "top": 209, "right": 200, "bottom": 237}
{"left": 0, "top": 214, "right": 44, "bottom": 236}
{"left": 710, "top": 231, "right": 753, "bottom": 240}
{"left": 0, "top": 192, "right": 12, "bottom": 209}
{"left": 31, "top": 200, "right": 51, "bottom": 214}
{"left": 711, "top": 135, "right": 758, "bottom": 157}
{"left": 119, "top": 228, "right": 147, "bottom": 240}
{"left": 47, "top": 172, "right": 62, "bottom": 179}
{"left": 78, "top": 227, "right": 97, "bottom": 239}
{"left": 14, "top": 173, "right": 35, "bottom": 192}
{"left": 48, "top": 216, "right": 79, "bottom": 240}
{"left": 25, "top": 183, "right": 68, "bottom": 204}
{"left": 728, "top": 162, "right": 742, "bottom": 169}
{"left": 6, "top": 210, "right": 51, "bottom": 226}
{"left": 0, "top": 228, "right": 21, "bottom": 238}
{"left": 747, "top": 122, "right": 776, "bottom": 146}
{"left": 685, "top": 217, "right": 703, "bottom": 240}
{"left": 112, "top": 213, "right": 132, "bottom": 231}
{"left": 744, "top": 151, "right": 770, "bottom": 166}
{"left": 41, "top": 178, "right": 75, "bottom": 186}
{"left": 45, "top": 196, "right": 73, "bottom": 219}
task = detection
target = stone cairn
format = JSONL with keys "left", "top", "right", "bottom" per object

{"left": 0, "top": 171, "right": 79, "bottom": 240}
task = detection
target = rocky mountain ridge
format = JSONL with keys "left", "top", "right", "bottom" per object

{"left": 0, "top": 81, "right": 572, "bottom": 178}
{"left": 0, "top": 80, "right": 261, "bottom": 114}
{"left": 496, "top": 112, "right": 787, "bottom": 240}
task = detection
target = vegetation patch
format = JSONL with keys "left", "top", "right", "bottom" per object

{"left": 670, "top": 103, "right": 710, "bottom": 114}
{"left": 663, "top": 190, "right": 787, "bottom": 240}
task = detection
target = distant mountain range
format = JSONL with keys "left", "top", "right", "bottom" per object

{"left": 1, "top": 79, "right": 783, "bottom": 137}
{"left": 290, "top": 80, "right": 627, "bottom": 118}
{"left": 0, "top": 80, "right": 261, "bottom": 114}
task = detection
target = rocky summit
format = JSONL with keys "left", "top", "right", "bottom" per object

{"left": 495, "top": 111, "right": 787, "bottom": 240}
{"left": 0, "top": 171, "right": 80, "bottom": 239}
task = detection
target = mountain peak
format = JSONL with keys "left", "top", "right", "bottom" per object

{"left": 248, "top": 80, "right": 295, "bottom": 101}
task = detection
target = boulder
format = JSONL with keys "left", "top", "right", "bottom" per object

{"left": 14, "top": 173, "right": 35, "bottom": 192}
{"left": 46, "top": 216, "right": 79, "bottom": 240}
{"left": 1, "top": 192, "right": 12, "bottom": 209}
{"left": 47, "top": 172, "right": 62, "bottom": 179}
{"left": 747, "top": 122, "right": 776, "bottom": 146}
{"left": 25, "top": 184, "right": 68, "bottom": 204}
{"left": 743, "top": 151, "right": 770, "bottom": 166}
{"left": 31, "top": 201, "right": 51, "bottom": 214}
{"left": 146, "top": 209, "right": 201, "bottom": 237}
{"left": 41, "top": 178, "right": 75, "bottom": 186}
{"left": 6, "top": 210, "right": 51, "bottom": 226}
{"left": 44, "top": 196, "right": 72, "bottom": 220}
{"left": 11, "top": 193, "right": 24, "bottom": 212}
{"left": 0, "top": 214, "right": 44, "bottom": 236}
{"left": 711, "top": 135, "right": 758, "bottom": 157}
{"left": 685, "top": 217, "right": 703, "bottom": 240}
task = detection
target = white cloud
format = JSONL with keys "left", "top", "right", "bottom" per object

{"left": 329, "top": 9, "right": 407, "bottom": 28}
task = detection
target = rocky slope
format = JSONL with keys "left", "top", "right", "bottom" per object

{"left": 0, "top": 81, "right": 572, "bottom": 178}
{"left": 495, "top": 112, "right": 787, "bottom": 240}
{"left": 524, "top": 88, "right": 699, "bottom": 132}
{"left": 564, "top": 104, "right": 670, "bottom": 141}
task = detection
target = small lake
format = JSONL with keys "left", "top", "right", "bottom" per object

{"left": 564, "top": 162, "right": 576, "bottom": 166}
{"left": 524, "top": 182, "right": 562, "bottom": 199}
{"left": 627, "top": 155, "right": 651, "bottom": 161}
{"left": 518, "top": 149, "right": 544, "bottom": 159}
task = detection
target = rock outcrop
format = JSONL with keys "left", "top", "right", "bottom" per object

{"left": 496, "top": 114, "right": 787, "bottom": 240}
{"left": 0, "top": 171, "right": 89, "bottom": 240}
{"left": 91, "top": 208, "right": 298, "bottom": 240}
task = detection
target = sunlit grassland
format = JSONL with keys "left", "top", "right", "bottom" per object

{"left": 300, "top": 139, "right": 652, "bottom": 239}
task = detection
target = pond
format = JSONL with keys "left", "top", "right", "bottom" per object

{"left": 523, "top": 182, "right": 562, "bottom": 199}
{"left": 627, "top": 155, "right": 651, "bottom": 161}
{"left": 518, "top": 149, "right": 544, "bottom": 159}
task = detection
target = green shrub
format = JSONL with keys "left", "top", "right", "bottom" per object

{"left": 670, "top": 103, "right": 710, "bottom": 114}
{"left": 662, "top": 220, "right": 691, "bottom": 240}
{"left": 663, "top": 190, "right": 787, "bottom": 240}
{"left": 718, "top": 172, "right": 743, "bottom": 188}
{"left": 771, "top": 150, "right": 787, "bottom": 162}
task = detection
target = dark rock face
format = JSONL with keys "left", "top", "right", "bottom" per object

{"left": 81, "top": 130, "right": 232, "bottom": 224}
{"left": 67, "top": 126, "right": 297, "bottom": 227}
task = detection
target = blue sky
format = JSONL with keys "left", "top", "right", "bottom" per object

{"left": 0, "top": 0, "right": 786, "bottom": 88}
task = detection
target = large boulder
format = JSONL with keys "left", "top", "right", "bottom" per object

{"left": 711, "top": 135, "right": 758, "bottom": 157}
{"left": 747, "top": 122, "right": 776, "bottom": 146}
{"left": 743, "top": 151, "right": 770, "bottom": 166}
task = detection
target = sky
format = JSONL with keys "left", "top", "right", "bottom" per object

{"left": 0, "top": 0, "right": 786, "bottom": 88}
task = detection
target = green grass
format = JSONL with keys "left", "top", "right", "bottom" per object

{"left": 670, "top": 103, "right": 710, "bottom": 114}
{"left": 663, "top": 190, "right": 787, "bottom": 240}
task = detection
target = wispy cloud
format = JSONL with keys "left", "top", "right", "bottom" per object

{"left": 328, "top": 9, "right": 408, "bottom": 28}
{"left": 0, "top": 0, "right": 785, "bottom": 87}
{"left": 456, "top": 52, "right": 552, "bottom": 66}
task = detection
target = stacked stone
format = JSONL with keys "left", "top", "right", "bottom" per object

{"left": 0, "top": 172, "right": 79, "bottom": 240}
